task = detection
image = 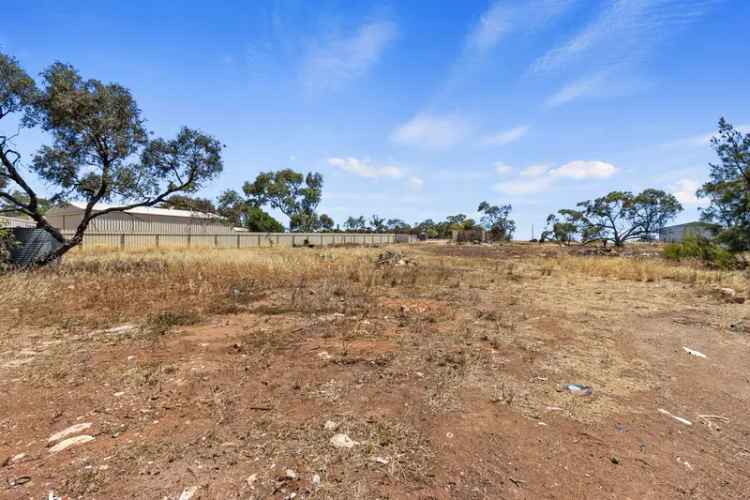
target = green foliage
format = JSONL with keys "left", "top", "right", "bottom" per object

{"left": 160, "top": 194, "right": 216, "bottom": 213}
{"left": 243, "top": 169, "right": 323, "bottom": 232}
{"left": 478, "top": 201, "right": 515, "bottom": 240}
{"left": 217, "top": 189, "right": 284, "bottom": 232}
{"left": 663, "top": 235, "right": 738, "bottom": 269}
{"left": 698, "top": 118, "right": 750, "bottom": 251}
{"left": 541, "top": 213, "right": 577, "bottom": 244}
{"left": 318, "top": 214, "right": 335, "bottom": 231}
{"left": 0, "top": 227, "right": 17, "bottom": 269}
{"left": 1, "top": 51, "right": 224, "bottom": 264}
{"left": 561, "top": 189, "right": 682, "bottom": 246}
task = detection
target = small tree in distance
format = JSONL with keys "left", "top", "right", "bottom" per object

{"left": 478, "top": 201, "right": 515, "bottom": 241}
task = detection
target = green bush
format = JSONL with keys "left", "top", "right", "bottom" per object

{"left": 663, "top": 235, "right": 738, "bottom": 269}
{"left": 0, "top": 228, "right": 17, "bottom": 270}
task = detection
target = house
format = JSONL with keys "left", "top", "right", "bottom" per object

{"left": 659, "top": 222, "right": 720, "bottom": 242}
{"left": 45, "top": 202, "right": 232, "bottom": 234}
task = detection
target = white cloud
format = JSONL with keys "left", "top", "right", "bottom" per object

{"left": 549, "top": 160, "right": 618, "bottom": 179}
{"left": 467, "top": 0, "right": 575, "bottom": 52}
{"left": 520, "top": 164, "right": 549, "bottom": 178}
{"left": 327, "top": 157, "right": 403, "bottom": 179}
{"left": 495, "top": 163, "right": 513, "bottom": 175}
{"left": 302, "top": 20, "right": 397, "bottom": 90}
{"left": 481, "top": 125, "right": 530, "bottom": 146}
{"left": 493, "top": 159, "right": 618, "bottom": 195}
{"left": 672, "top": 178, "right": 700, "bottom": 205}
{"left": 391, "top": 113, "right": 472, "bottom": 149}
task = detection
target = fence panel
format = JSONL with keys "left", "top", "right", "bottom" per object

{"left": 61, "top": 231, "right": 398, "bottom": 250}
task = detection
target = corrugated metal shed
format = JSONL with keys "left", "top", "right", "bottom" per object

{"left": 45, "top": 202, "right": 232, "bottom": 234}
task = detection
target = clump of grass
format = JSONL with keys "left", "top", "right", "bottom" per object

{"left": 663, "top": 235, "right": 739, "bottom": 270}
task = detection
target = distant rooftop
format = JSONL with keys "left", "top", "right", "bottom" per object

{"left": 61, "top": 201, "right": 224, "bottom": 220}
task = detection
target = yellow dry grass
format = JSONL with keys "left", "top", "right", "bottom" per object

{"left": 546, "top": 255, "right": 748, "bottom": 292}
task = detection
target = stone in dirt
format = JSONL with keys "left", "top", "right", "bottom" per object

{"left": 178, "top": 486, "right": 199, "bottom": 500}
{"left": 323, "top": 420, "right": 339, "bottom": 431}
{"left": 330, "top": 433, "right": 358, "bottom": 448}
{"left": 48, "top": 422, "right": 93, "bottom": 443}
{"left": 48, "top": 435, "right": 95, "bottom": 454}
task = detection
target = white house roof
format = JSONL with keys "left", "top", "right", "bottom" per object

{"left": 63, "top": 201, "right": 224, "bottom": 220}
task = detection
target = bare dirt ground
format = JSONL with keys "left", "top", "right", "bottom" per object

{"left": 1, "top": 243, "right": 749, "bottom": 499}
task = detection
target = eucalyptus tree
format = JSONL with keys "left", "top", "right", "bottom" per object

{"left": 0, "top": 53, "right": 223, "bottom": 264}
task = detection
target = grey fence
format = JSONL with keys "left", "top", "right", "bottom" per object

{"left": 61, "top": 231, "right": 398, "bottom": 250}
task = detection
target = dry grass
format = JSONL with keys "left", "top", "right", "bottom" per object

{"left": 1, "top": 244, "right": 747, "bottom": 334}
{"left": 0, "top": 245, "right": 457, "bottom": 332}
{"left": 547, "top": 255, "right": 749, "bottom": 292}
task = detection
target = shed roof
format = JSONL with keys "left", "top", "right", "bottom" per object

{"left": 58, "top": 202, "right": 224, "bottom": 220}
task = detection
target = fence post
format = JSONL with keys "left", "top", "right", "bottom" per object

{"left": 120, "top": 234, "right": 125, "bottom": 249}
{"left": 187, "top": 234, "right": 191, "bottom": 247}
{"left": 214, "top": 235, "right": 218, "bottom": 248}
{"left": 155, "top": 234, "right": 160, "bottom": 248}
{"left": 257, "top": 234, "right": 261, "bottom": 247}
{"left": 237, "top": 234, "right": 240, "bottom": 248}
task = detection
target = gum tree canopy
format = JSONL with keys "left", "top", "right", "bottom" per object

{"left": 0, "top": 53, "right": 223, "bottom": 264}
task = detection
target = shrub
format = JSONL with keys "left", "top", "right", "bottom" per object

{"left": 0, "top": 228, "right": 17, "bottom": 271}
{"left": 663, "top": 235, "right": 738, "bottom": 269}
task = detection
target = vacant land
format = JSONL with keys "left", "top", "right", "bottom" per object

{"left": 1, "top": 243, "right": 749, "bottom": 499}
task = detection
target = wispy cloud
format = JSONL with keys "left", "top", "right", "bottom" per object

{"left": 534, "top": 1, "right": 713, "bottom": 106}
{"left": 494, "top": 160, "right": 618, "bottom": 195}
{"left": 327, "top": 156, "right": 423, "bottom": 191}
{"left": 481, "top": 125, "right": 530, "bottom": 146}
{"left": 546, "top": 72, "right": 608, "bottom": 107}
{"left": 531, "top": 0, "right": 711, "bottom": 74}
{"left": 467, "top": 0, "right": 576, "bottom": 53}
{"left": 302, "top": 20, "right": 397, "bottom": 90}
{"left": 391, "top": 113, "right": 472, "bottom": 150}
{"left": 327, "top": 157, "right": 403, "bottom": 178}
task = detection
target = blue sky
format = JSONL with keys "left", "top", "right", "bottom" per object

{"left": 3, "top": 0, "right": 750, "bottom": 237}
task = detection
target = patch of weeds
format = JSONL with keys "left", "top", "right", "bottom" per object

{"left": 147, "top": 310, "right": 201, "bottom": 335}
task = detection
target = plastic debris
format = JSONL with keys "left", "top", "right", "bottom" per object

{"left": 682, "top": 347, "right": 707, "bottom": 358}
{"left": 561, "top": 384, "right": 593, "bottom": 396}
{"left": 48, "top": 423, "right": 92, "bottom": 443}
{"left": 48, "top": 435, "right": 95, "bottom": 454}
{"left": 658, "top": 408, "right": 692, "bottom": 426}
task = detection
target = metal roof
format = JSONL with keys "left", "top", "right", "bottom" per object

{"left": 0, "top": 215, "right": 35, "bottom": 228}
{"left": 63, "top": 201, "right": 224, "bottom": 220}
